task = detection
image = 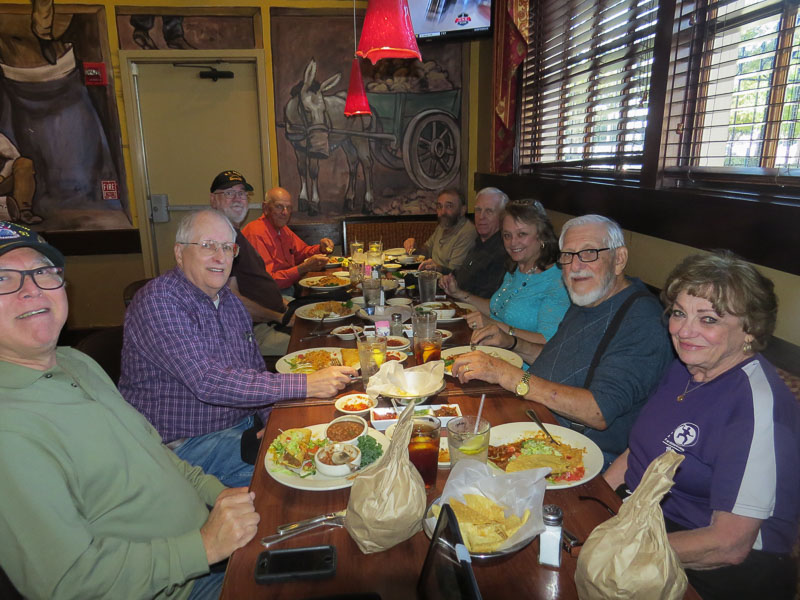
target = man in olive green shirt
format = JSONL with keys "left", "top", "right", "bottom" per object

{"left": 0, "top": 221, "right": 259, "bottom": 599}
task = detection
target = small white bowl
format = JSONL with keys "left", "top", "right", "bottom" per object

{"left": 383, "top": 263, "right": 401, "bottom": 271}
{"left": 385, "top": 335, "right": 411, "bottom": 351}
{"left": 325, "top": 414, "right": 368, "bottom": 445}
{"left": 387, "top": 297, "right": 412, "bottom": 307}
{"left": 315, "top": 443, "right": 362, "bottom": 477}
{"left": 436, "top": 329, "right": 453, "bottom": 341}
{"left": 399, "top": 254, "right": 423, "bottom": 265}
{"left": 332, "top": 270, "right": 350, "bottom": 278}
{"left": 350, "top": 296, "right": 366, "bottom": 306}
{"left": 331, "top": 325, "right": 364, "bottom": 341}
{"left": 418, "top": 302, "right": 456, "bottom": 319}
{"left": 335, "top": 393, "right": 376, "bottom": 415}
{"left": 385, "top": 350, "right": 408, "bottom": 363}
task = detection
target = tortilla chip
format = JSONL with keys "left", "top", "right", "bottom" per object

{"left": 445, "top": 495, "right": 530, "bottom": 554}
{"left": 341, "top": 348, "right": 360, "bottom": 367}
{"left": 506, "top": 454, "right": 565, "bottom": 473}
{"left": 464, "top": 494, "right": 505, "bottom": 521}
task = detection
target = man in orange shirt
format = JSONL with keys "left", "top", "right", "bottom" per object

{"left": 242, "top": 187, "right": 334, "bottom": 293}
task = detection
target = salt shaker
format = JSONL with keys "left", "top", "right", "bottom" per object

{"left": 539, "top": 504, "right": 563, "bottom": 567}
{"left": 390, "top": 313, "right": 404, "bottom": 336}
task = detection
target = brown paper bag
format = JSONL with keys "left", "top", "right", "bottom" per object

{"left": 344, "top": 402, "right": 427, "bottom": 553}
{"left": 575, "top": 450, "right": 687, "bottom": 600}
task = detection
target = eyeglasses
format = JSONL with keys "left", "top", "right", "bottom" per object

{"left": 0, "top": 266, "right": 65, "bottom": 295}
{"left": 215, "top": 190, "right": 250, "bottom": 200}
{"left": 179, "top": 240, "right": 240, "bottom": 257}
{"left": 557, "top": 248, "right": 611, "bottom": 265}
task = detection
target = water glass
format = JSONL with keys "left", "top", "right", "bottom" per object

{"left": 356, "top": 335, "right": 387, "bottom": 386}
{"left": 417, "top": 271, "right": 439, "bottom": 303}
{"left": 447, "top": 416, "right": 491, "bottom": 467}
{"left": 350, "top": 241, "right": 364, "bottom": 256}
{"left": 408, "top": 416, "right": 441, "bottom": 488}
{"left": 362, "top": 278, "right": 382, "bottom": 308}
{"left": 348, "top": 260, "right": 365, "bottom": 284}
{"left": 412, "top": 310, "right": 437, "bottom": 340}
{"left": 366, "top": 250, "right": 383, "bottom": 268}
{"left": 368, "top": 240, "right": 383, "bottom": 253}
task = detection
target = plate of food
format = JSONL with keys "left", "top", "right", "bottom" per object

{"left": 487, "top": 422, "right": 603, "bottom": 489}
{"left": 325, "top": 256, "right": 347, "bottom": 268}
{"left": 385, "top": 349, "right": 408, "bottom": 363}
{"left": 265, "top": 423, "right": 389, "bottom": 491}
{"left": 386, "top": 335, "right": 411, "bottom": 351}
{"left": 335, "top": 393, "right": 376, "bottom": 415}
{"left": 441, "top": 345, "right": 523, "bottom": 375}
{"left": 295, "top": 301, "right": 356, "bottom": 322}
{"left": 426, "top": 302, "right": 475, "bottom": 324}
{"left": 276, "top": 347, "right": 361, "bottom": 374}
{"left": 298, "top": 275, "right": 351, "bottom": 290}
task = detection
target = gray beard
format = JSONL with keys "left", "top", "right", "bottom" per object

{"left": 566, "top": 268, "right": 616, "bottom": 306}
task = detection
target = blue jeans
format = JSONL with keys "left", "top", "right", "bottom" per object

{"left": 174, "top": 416, "right": 255, "bottom": 488}
{"left": 187, "top": 570, "right": 225, "bottom": 600}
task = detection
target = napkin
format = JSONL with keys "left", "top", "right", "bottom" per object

{"left": 424, "top": 460, "right": 548, "bottom": 552}
{"left": 366, "top": 361, "right": 444, "bottom": 401}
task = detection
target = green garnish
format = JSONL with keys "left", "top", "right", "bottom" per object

{"left": 358, "top": 435, "right": 384, "bottom": 467}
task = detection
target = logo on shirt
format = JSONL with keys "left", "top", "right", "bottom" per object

{"left": 664, "top": 422, "right": 699, "bottom": 451}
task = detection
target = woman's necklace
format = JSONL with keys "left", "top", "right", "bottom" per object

{"left": 520, "top": 263, "right": 539, "bottom": 275}
{"left": 676, "top": 376, "right": 710, "bottom": 402}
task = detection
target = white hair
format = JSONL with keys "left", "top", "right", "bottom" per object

{"left": 175, "top": 209, "right": 236, "bottom": 244}
{"left": 559, "top": 214, "right": 625, "bottom": 249}
{"left": 475, "top": 187, "right": 509, "bottom": 209}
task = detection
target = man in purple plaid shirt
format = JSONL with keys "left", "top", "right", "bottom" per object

{"left": 119, "top": 209, "right": 355, "bottom": 487}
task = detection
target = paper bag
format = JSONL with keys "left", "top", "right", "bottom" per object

{"left": 344, "top": 402, "right": 427, "bottom": 553}
{"left": 575, "top": 450, "right": 687, "bottom": 600}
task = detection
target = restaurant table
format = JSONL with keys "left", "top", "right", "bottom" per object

{"left": 221, "top": 278, "right": 701, "bottom": 600}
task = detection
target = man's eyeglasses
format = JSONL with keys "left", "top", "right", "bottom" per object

{"left": 215, "top": 190, "right": 250, "bottom": 200}
{"left": 557, "top": 248, "right": 611, "bottom": 265}
{"left": 179, "top": 240, "right": 240, "bottom": 257}
{"left": 0, "top": 266, "right": 65, "bottom": 295}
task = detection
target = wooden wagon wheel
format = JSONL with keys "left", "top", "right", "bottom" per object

{"left": 401, "top": 110, "right": 460, "bottom": 190}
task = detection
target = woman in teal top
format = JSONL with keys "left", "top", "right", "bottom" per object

{"left": 442, "top": 200, "right": 570, "bottom": 344}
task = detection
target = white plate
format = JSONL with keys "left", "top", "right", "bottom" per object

{"left": 335, "top": 393, "right": 376, "bottom": 415}
{"left": 437, "top": 329, "right": 453, "bottom": 341}
{"left": 441, "top": 345, "right": 524, "bottom": 375}
{"left": 295, "top": 302, "right": 357, "bottom": 322}
{"left": 332, "top": 270, "right": 350, "bottom": 278}
{"left": 487, "top": 422, "right": 603, "bottom": 490}
{"left": 385, "top": 350, "right": 408, "bottom": 363}
{"left": 298, "top": 275, "right": 351, "bottom": 291}
{"left": 386, "top": 335, "right": 411, "bottom": 351}
{"left": 431, "top": 302, "right": 476, "bottom": 324}
{"left": 331, "top": 325, "right": 364, "bottom": 340}
{"left": 265, "top": 424, "right": 389, "bottom": 491}
{"left": 324, "top": 256, "right": 347, "bottom": 268}
{"left": 384, "top": 247, "right": 406, "bottom": 256}
{"left": 276, "top": 347, "right": 359, "bottom": 374}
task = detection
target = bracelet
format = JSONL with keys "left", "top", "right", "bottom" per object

{"left": 509, "top": 336, "right": 518, "bottom": 350}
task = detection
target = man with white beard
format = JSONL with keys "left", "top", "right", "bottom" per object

{"left": 452, "top": 215, "right": 673, "bottom": 466}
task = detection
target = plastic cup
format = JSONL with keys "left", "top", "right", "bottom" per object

{"left": 362, "top": 278, "right": 382, "bottom": 308}
{"left": 356, "top": 335, "right": 387, "bottom": 386}
{"left": 408, "top": 416, "right": 441, "bottom": 488}
{"left": 447, "top": 416, "right": 491, "bottom": 467}
{"left": 417, "top": 271, "right": 439, "bottom": 303}
{"left": 414, "top": 330, "right": 443, "bottom": 365}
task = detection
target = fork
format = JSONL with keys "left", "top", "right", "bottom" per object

{"left": 309, "top": 314, "right": 327, "bottom": 336}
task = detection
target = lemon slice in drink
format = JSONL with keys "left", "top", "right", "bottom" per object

{"left": 457, "top": 435, "right": 487, "bottom": 455}
{"left": 372, "top": 348, "right": 385, "bottom": 367}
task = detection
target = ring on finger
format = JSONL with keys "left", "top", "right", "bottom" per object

{"left": 463, "top": 365, "right": 471, "bottom": 373}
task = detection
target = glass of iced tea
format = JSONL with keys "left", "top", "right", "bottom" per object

{"left": 414, "top": 330, "right": 443, "bottom": 364}
{"left": 408, "top": 416, "right": 441, "bottom": 488}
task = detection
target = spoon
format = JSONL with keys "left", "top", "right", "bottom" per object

{"left": 330, "top": 447, "right": 360, "bottom": 472}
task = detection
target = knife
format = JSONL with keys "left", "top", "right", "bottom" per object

{"left": 261, "top": 518, "right": 345, "bottom": 548}
{"left": 277, "top": 510, "right": 347, "bottom": 534}
{"left": 525, "top": 408, "right": 561, "bottom": 446}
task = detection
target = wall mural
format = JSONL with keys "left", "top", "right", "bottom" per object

{"left": 271, "top": 9, "right": 463, "bottom": 223}
{"left": 0, "top": 3, "right": 131, "bottom": 231}
{"left": 116, "top": 13, "right": 256, "bottom": 51}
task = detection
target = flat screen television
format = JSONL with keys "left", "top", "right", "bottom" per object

{"left": 409, "top": 0, "right": 493, "bottom": 41}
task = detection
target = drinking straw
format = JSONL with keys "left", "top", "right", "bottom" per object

{"left": 474, "top": 394, "right": 486, "bottom": 433}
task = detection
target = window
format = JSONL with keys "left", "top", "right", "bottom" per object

{"left": 517, "top": 0, "right": 660, "bottom": 176}
{"left": 662, "top": 0, "right": 800, "bottom": 188}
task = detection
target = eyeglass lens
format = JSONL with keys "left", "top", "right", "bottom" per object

{"left": 0, "top": 267, "right": 65, "bottom": 295}
{"left": 221, "top": 190, "right": 248, "bottom": 199}
{"left": 557, "top": 248, "right": 607, "bottom": 264}
{"left": 198, "top": 240, "right": 239, "bottom": 256}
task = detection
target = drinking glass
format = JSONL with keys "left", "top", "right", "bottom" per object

{"left": 447, "top": 416, "right": 491, "bottom": 467}
{"left": 412, "top": 310, "right": 437, "bottom": 340}
{"left": 414, "top": 330, "right": 443, "bottom": 365}
{"left": 356, "top": 335, "right": 387, "bottom": 386}
{"left": 362, "top": 278, "right": 382, "bottom": 308}
{"left": 417, "top": 271, "right": 439, "bottom": 303}
{"left": 368, "top": 240, "right": 383, "bottom": 253}
{"left": 348, "top": 259, "right": 365, "bottom": 285}
{"left": 408, "top": 416, "right": 441, "bottom": 488}
{"left": 350, "top": 241, "right": 364, "bottom": 256}
{"left": 366, "top": 250, "right": 383, "bottom": 268}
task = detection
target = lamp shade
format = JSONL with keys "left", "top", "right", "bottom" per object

{"left": 344, "top": 58, "right": 371, "bottom": 116}
{"left": 356, "top": 0, "right": 421, "bottom": 64}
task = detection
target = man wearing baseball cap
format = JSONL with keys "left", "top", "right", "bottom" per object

{"left": 0, "top": 221, "right": 259, "bottom": 599}
{"left": 209, "top": 170, "right": 291, "bottom": 355}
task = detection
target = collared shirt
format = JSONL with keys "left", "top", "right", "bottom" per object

{"left": 0, "top": 348, "right": 222, "bottom": 599}
{"left": 241, "top": 215, "right": 321, "bottom": 289}
{"left": 119, "top": 267, "right": 305, "bottom": 443}
{"left": 232, "top": 229, "right": 285, "bottom": 312}
{"left": 453, "top": 230, "right": 507, "bottom": 298}
{"left": 420, "top": 217, "right": 477, "bottom": 272}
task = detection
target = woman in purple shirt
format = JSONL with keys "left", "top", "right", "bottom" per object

{"left": 604, "top": 251, "right": 800, "bottom": 600}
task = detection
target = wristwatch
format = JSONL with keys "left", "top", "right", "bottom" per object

{"left": 515, "top": 372, "right": 531, "bottom": 397}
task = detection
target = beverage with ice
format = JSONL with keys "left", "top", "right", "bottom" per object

{"left": 408, "top": 416, "right": 440, "bottom": 488}
{"left": 446, "top": 416, "right": 491, "bottom": 466}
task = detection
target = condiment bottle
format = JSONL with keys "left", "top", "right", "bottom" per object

{"left": 390, "top": 313, "right": 404, "bottom": 336}
{"left": 539, "top": 504, "right": 563, "bottom": 567}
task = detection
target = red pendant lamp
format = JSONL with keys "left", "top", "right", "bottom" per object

{"left": 345, "top": 0, "right": 371, "bottom": 116}
{"left": 356, "top": 0, "right": 422, "bottom": 65}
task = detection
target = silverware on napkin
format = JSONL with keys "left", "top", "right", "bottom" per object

{"left": 261, "top": 513, "right": 346, "bottom": 548}
{"left": 277, "top": 510, "right": 347, "bottom": 533}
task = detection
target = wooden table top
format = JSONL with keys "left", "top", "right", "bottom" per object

{"left": 220, "top": 280, "right": 699, "bottom": 599}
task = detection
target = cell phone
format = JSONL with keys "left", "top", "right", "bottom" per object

{"left": 254, "top": 545, "right": 337, "bottom": 584}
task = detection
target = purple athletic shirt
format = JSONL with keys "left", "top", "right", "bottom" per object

{"left": 119, "top": 268, "right": 305, "bottom": 443}
{"left": 625, "top": 356, "right": 800, "bottom": 554}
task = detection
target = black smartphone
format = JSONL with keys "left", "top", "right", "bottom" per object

{"left": 254, "top": 545, "right": 337, "bottom": 584}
